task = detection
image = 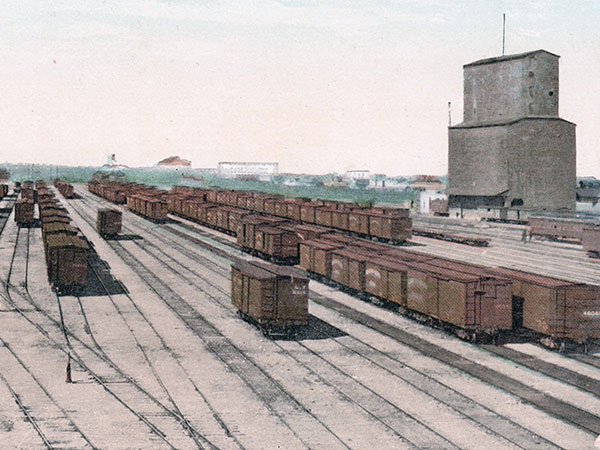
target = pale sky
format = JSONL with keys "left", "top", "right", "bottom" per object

{"left": 1, "top": 0, "right": 600, "bottom": 176}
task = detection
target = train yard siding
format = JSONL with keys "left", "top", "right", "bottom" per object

{"left": 0, "top": 185, "right": 598, "bottom": 448}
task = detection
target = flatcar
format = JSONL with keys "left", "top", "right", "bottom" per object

{"left": 528, "top": 216, "right": 590, "bottom": 242}
{"left": 231, "top": 260, "right": 309, "bottom": 336}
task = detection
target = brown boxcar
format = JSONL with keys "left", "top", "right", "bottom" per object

{"left": 128, "top": 194, "right": 168, "bottom": 222}
{"left": 315, "top": 208, "right": 335, "bottom": 227}
{"left": 97, "top": 209, "right": 122, "bottom": 236}
{"left": 582, "top": 225, "right": 600, "bottom": 258}
{"left": 205, "top": 205, "right": 220, "bottom": 228}
{"left": 15, "top": 199, "right": 34, "bottom": 226}
{"left": 286, "top": 201, "right": 303, "bottom": 221}
{"left": 430, "top": 198, "right": 449, "bottom": 216}
{"left": 237, "top": 215, "right": 286, "bottom": 248}
{"left": 365, "top": 257, "right": 408, "bottom": 305}
{"left": 278, "top": 223, "right": 330, "bottom": 242}
{"left": 528, "top": 216, "right": 589, "bottom": 242}
{"left": 273, "top": 199, "right": 289, "bottom": 218}
{"left": 299, "top": 240, "right": 344, "bottom": 278}
{"left": 263, "top": 198, "right": 278, "bottom": 216}
{"left": 423, "top": 258, "right": 513, "bottom": 330}
{"left": 45, "top": 234, "right": 89, "bottom": 290}
{"left": 331, "top": 210, "right": 351, "bottom": 231}
{"left": 403, "top": 262, "right": 503, "bottom": 331}
{"left": 42, "top": 222, "right": 78, "bottom": 239}
{"left": 231, "top": 260, "right": 309, "bottom": 333}
{"left": 331, "top": 248, "right": 371, "bottom": 293}
{"left": 253, "top": 225, "right": 300, "bottom": 263}
{"left": 348, "top": 210, "right": 371, "bottom": 235}
{"left": 169, "top": 195, "right": 187, "bottom": 215}
{"left": 40, "top": 214, "right": 70, "bottom": 225}
{"left": 196, "top": 203, "right": 218, "bottom": 224}
{"left": 368, "top": 213, "right": 412, "bottom": 243}
{"left": 381, "top": 246, "right": 437, "bottom": 264}
{"left": 319, "top": 232, "right": 356, "bottom": 247}
{"left": 488, "top": 267, "right": 600, "bottom": 343}
{"left": 300, "top": 202, "right": 322, "bottom": 223}
{"left": 226, "top": 208, "right": 252, "bottom": 234}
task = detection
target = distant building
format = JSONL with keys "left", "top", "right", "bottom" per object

{"left": 217, "top": 162, "right": 278, "bottom": 180}
{"left": 345, "top": 170, "right": 370, "bottom": 180}
{"left": 412, "top": 175, "right": 443, "bottom": 191}
{"left": 448, "top": 49, "right": 576, "bottom": 219}
{"left": 157, "top": 156, "right": 191, "bottom": 167}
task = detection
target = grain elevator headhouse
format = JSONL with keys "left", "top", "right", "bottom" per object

{"left": 448, "top": 50, "right": 576, "bottom": 218}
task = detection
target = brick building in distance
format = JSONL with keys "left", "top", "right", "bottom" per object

{"left": 448, "top": 50, "right": 576, "bottom": 219}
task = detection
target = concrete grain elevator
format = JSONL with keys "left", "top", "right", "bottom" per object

{"left": 448, "top": 50, "right": 576, "bottom": 218}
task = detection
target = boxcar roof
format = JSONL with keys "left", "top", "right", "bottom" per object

{"left": 45, "top": 234, "right": 88, "bottom": 249}
{"left": 300, "top": 239, "right": 345, "bottom": 250}
{"left": 233, "top": 260, "right": 308, "bottom": 281}
{"left": 42, "top": 222, "right": 77, "bottom": 232}
{"left": 406, "top": 261, "right": 481, "bottom": 282}
{"left": 488, "top": 267, "right": 575, "bottom": 287}
{"left": 257, "top": 225, "right": 290, "bottom": 235}
{"left": 331, "top": 248, "right": 372, "bottom": 261}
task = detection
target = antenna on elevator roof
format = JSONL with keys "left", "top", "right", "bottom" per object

{"left": 448, "top": 102, "right": 452, "bottom": 127}
{"left": 502, "top": 13, "right": 506, "bottom": 55}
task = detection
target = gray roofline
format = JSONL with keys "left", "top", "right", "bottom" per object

{"left": 463, "top": 49, "right": 560, "bottom": 68}
{"left": 449, "top": 116, "right": 576, "bottom": 130}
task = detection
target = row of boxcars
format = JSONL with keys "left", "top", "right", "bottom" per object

{"left": 54, "top": 179, "right": 74, "bottom": 199}
{"left": 87, "top": 182, "right": 170, "bottom": 222}
{"left": 170, "top": 186, "right": 412, "bottom": 243}
{"left": 297, "top": 233, "right": 600, "bottom": 346}
{"left": 88, "top": 181, "right": 600, "bottom": 346}
{"left": 88, "top": 181, "right": 412, "bottom": 243}
{"left": 36, "top": 182, "right": 89, "bottom": 291}
{"left": 15, "top": 181, "right": 35, "bottom": 226}
{"left": 528, "top": 216, "right": 600, "bottom": 259}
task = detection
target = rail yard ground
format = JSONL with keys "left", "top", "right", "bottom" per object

{"left": 1, "top": 185, "right": 600, "bottom": 449}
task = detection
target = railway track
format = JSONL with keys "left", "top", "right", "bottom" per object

{"left": 1, "top": 224, "right": 206, "bottom": 448}
{"left": 83, "top": 259, "right": 243, "bottom": 450}
{"left": 1, "top": 227, "right": 96, "bottom": 449}
{"left": 0, "top": 192, "right": 17, "bottom": 236}
{"left": 71, "top": 196, "right": 355, "bottom": 449}
{"left": 71, "top": 192, "right": 585, "bottom": 445}
{"left": 127, "top": 220, "right": 598, "bottom": 444}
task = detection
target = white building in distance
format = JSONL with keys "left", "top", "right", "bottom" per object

{"left": 217, "top": 162, "right": 278, "bottom": 180}
{"left": 345, "top": 170, "right": 370, "bottom": 181}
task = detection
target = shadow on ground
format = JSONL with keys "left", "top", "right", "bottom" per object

{"left": 58, "top": 242, "right": 129, "bottom": 297}
{"left": 272, "top": 315, "right": 347, "bottom": 341}
{"left": 104, "top": 234, "right": 143, "bottom": 241}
